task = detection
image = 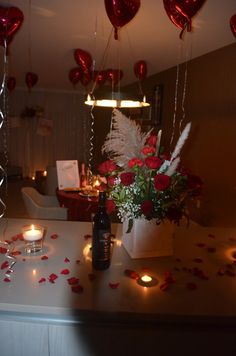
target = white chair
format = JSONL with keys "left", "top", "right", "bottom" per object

{"left": 21, "top": 187, "right": 67, "bottom": 220}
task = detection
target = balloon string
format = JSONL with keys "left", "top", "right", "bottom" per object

{"left": 87, "top": 105, "right": 95, "bottom": 182}
{"left": 169, "top": 63, "right": 180, "bottom": 150}
{"left": 179, "top": 58, "right": 188, "bottom": 133}
{"left": 90, "top": 28, "right": 113, "bottom": 94}
{"left": 28, "top": 0, "right": 32, "bottom": 71}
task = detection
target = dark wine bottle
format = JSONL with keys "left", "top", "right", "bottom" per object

{"left": 92, "top": 191, "right": 111, "bottom": 270}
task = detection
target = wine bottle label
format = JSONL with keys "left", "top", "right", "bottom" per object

{"left": 93, "top": 230, "right": 110, "bottom": 261}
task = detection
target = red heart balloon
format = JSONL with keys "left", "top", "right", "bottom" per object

{"left": 174, "top": 0, "right": 206, "bottom": 20}
{"left": 104, "top": 0, "right": 140, "bottom": 39}
{"left": 25, "top": 72, "right": 38, "bottom": 89}
{"left": 69, "top": 67, "right": 83, "bottom": 85}
{"left": 0, "top": 7, "right": 24, "bottom": 44}
{"left": 81, "top": 69, "right": 91, "bottom": 87}
{"left": 163, "top": 0, "right": 189, "bottom": 33}
{"left": 230, "top": 14, "right": 236, "bottom": 38}
{"left": 93, "top": 70, "right": 107, "bottom": 86}
{"left": 134, "top": 60, "right": 147, "bottom": 80}
{"left": 107, "top": 69, "right": 123, "bottom": 86}
{"left": 7, "top": 76, "right": 16, "bottom": 92}
{"left": 74, "top": 49, "right": 92, "bottom": 71}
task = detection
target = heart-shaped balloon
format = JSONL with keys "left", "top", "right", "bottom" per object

{"left": 81, "top": 69, "right": 91, "bottom": 87}
{"left": 134, "top": 60, "right": 147, "bottom": 80}
{"left": 174, "top": 0, "right": 206, "bottom": 20}
{"left": 107, "top": 69, "right": 124, "bottom": 86}
{"left": 7, "top": 76, "right": 16, "bottom": 92}
{"left": 163, "top": 0, "right": 190, "bottom": 34}
{"left": 74, "top": 49, "right": 92, "bottom": 71}
{"left": 25, "top": 72, "right": 38, "bottom": 89}
{"left": 69, "top": 67, "right": 83, "bottom": 85}
{"left": 0, "top": 6, "right": 24, "bottom": 45}
{"left": 104, "top": 0, "right": 140, "bottom": 39}
{"left": 230, "top": 14, "right": 236, "bottom": 38}
{"left": 93, "top": 70, "right": 107, "bottom": 86}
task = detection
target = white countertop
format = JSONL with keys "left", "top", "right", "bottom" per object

{"left": 0, "top": 218, "right": 236, "bottom": 326}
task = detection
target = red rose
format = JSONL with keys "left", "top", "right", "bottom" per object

{"left": 120, "top": 172, "right": 135, "bottom": 186}
{"left": 98, "top": 160, "right": 117, "bottom": 175}
{"left": 128, "top": 158, "right": 144, "bottom": 168}
{"left": 146, "top": 134, "right": 157, "bottom": 147}
{"left": 154, "top": 174, "right": 170, "bottom": 191}
{"left": 145, "top": 156, "right": 162, "bottom": 170}
{"left": 141, "top": 146, "right": 156, "bottom": 156}
{"left": 106, "top": 199, "right": 116, "bottom": 214}
{"left": 140, "top": 200, "right": 153, "bottom": 216}
{"left": 107, "top": 176, "right": 116, "bottom": 187}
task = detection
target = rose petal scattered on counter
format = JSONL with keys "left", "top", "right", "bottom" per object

{"left": 60, "top": 269, "right": 70, "bottom": 275}
{"left": 71, "top": 285, "right": 83, "bottom": 293}
{"left": 41, "top": 255, "right": 48, "bottom": 260}
{"left": 38, "top": 277, "right": 46, "bottom": 283}
{"left": 0, "top": 247, "right": 7, "bottom": 254}
{"left": 109, "top": 282, "right": 119, "bottom": 289}
{"left": 51, "top": 234, "right": 59, "bottom": 240}
{"left": 64, "top": 257, "right": 70, "bottom": 263}
{"left": 67, "top": 277, "right": 79, "bottom": 285}
{"left": 1, "top": 261, "right": 9, "bottom": 270}
{"left": 48, "top": 273, "right": 58, "bottom": 283}
{"left": 3, "top": 277, "right": 11, "bottom": 283}
{"left": 12, "top": 250, "right": 21, "bottom": 256}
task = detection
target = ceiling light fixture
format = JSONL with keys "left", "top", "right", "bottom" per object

{"left": 85, "top": 92, "right": 150, "bottom": 108}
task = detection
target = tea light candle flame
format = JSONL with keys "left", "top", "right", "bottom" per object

{"left": 141, "top": 275, "right": 152, "bottom": 283}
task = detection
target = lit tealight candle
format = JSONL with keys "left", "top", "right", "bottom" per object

{"left": 23, "top": 225, "right": 43, "bottom": 241}
{"left": 137, "top": 274, "right": 158, "bottom": 287}
{"left": 43, "top": 170, "right": 47, "bottom": 177}
{"left": 141, "top": 275, "right": 153, "bottom": 283}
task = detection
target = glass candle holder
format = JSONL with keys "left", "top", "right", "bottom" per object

{"left": 22, "top": 224, "right": 44, "bottom": 254}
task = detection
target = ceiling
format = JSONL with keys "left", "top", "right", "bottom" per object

{"left": 0, "top": 0, "right": 235, "bottom": 92}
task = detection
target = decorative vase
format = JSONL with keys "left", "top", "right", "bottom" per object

{"left": 122, "top": 219, "right": 174, "bottom": 259}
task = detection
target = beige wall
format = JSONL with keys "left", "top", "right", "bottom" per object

{"left": 94, "top": 43, "right": 236, "bottom": 227}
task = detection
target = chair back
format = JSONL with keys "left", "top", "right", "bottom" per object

{"left": 21, "top": 187, "right": 67, "bottom": 220}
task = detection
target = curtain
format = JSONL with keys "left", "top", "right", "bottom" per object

{"left": 3, "top": 89, "right": 92, "bottom": 177}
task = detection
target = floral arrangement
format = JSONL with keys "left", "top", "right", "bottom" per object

{"left": 98, "top": 109, "right": 202, "bottom": 232}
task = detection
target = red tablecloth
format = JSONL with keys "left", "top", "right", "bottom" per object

{"left": 56, "top": 190, "right": 98, "bottom": 221}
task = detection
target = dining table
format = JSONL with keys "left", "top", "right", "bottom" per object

{"left": 56, "top": 189, "right": 98, "bottom": 221}
{"left": 0, "top": 218, "right": 236, "bottom": 356}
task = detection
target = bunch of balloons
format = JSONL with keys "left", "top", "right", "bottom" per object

{"left": 163, "top": 0, "right": 206, "bottom": 38}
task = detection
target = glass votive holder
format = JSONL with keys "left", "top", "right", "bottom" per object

{"left": 22, "top": 224, "right": 45, "bottom": 254}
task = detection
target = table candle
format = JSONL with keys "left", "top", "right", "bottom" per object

{"left": 141, "top": 275, "right": 153, "bottom": 283}
{"left": 23, "top": 225, "right": 43, "bottom": 241}
{"left": 137, "top": 274, "right": 158, "bottom": 287}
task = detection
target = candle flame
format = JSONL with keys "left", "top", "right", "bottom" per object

{"left": 141, "top": 275, "right": 152, "bottom": 283}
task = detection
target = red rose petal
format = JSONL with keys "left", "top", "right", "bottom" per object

{"left": 193, "top": 258, "right": 203, "bottom": 263}
{"left": 64, "top": 257, "right": 70, "bottom": 263}
{"left": 208, "top": 233, "right": 215, "bottom": 238}
{"left": 67, "top": 277, "right": 79, "bottom": 285}
{"left": 71, "top": 285, "right": 83, "bottom": 293}
{"left": 60, "top": 269, "right": 70, "bottom": 275}
{"left": 76, "top": 260, "right": 80, "bottom": 264}
{"left": 109, "top": 282, "right": 119, "bottom": 289}
{"left": 196, "top": 243, "right": 206, "bottom": 248}
{"left": 84, "top": 234, "right": 92, "bottom": 240}
{"left": 88, "top": 273, "right": 96, "bottom": 281}
{"left": 225, "top": 270, "right": 236, "bottom": 277}
{"left": 186, "top": 282, "right": 197, "bottom": 290}
{"left": 124, "top": 269, "right": 140, "bottom": 280}
{"left": 164, "top": 271, "right": 176, "bottom": 283}
{"left": 11, "top": 250, "right": 21, "bottom": 256}
{"left": 4, "top": 239, "right": 12, "bottom": 245}
{"left": 3, "top": 277, "right": 11, "bottom": 282}
{"left": 0, "top": 247, "right": 7, "bottom": 254}
{"left": 41, "top": 255, "right": 48, "bottom": 260}
{"left": 22, "top": 258, "right": 26, "bottom": 262}
{"left": 1, "top": 261, "right": 9, "bottom": 270}
{"left": 217, "top": 268, "right": 225, "bottom": 276}
{"left": 48, "top": 273, "right": 58, "bottom": 283}
{"left": 38, "top": 277, "right": 46, "bottom": 283}
{"left": 160, "top": 282, "right": 169, "bottom": 291}
{"left": 51, "top": 234, "right": 58, "bottom": 240}
{"left": 207, "top": 247, "right": 216, "bottom": 253}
